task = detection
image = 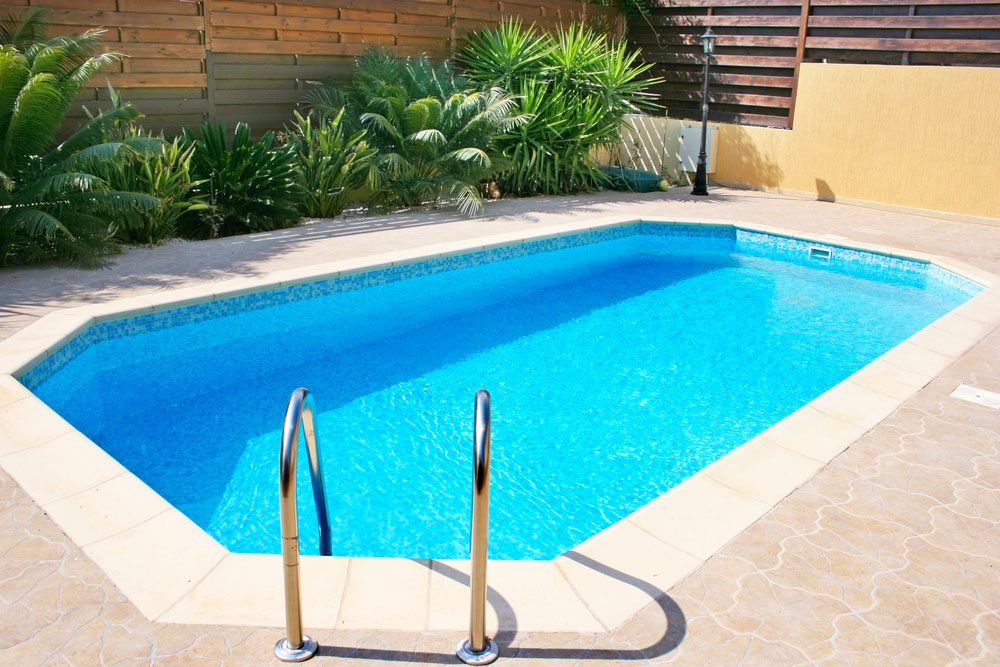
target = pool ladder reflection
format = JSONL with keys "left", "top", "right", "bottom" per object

{"left": 273, "top": 388, "right": 498, "bottom": 665}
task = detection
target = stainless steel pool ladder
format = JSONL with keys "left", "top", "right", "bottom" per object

{"left": 456, "top": 389, "right": 499, "bottom": 665}
{"left": 274, "top": 388, "right": 332, "bottom": 663}
{"left": 273, "top": 387, "right": 497, "bottom": 664}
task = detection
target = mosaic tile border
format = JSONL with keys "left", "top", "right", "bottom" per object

{"left": 16, "top": 221, "right": 982, "bottom": 391}
{"left": 735, "top": 229, "right": 981, "bottom": 301}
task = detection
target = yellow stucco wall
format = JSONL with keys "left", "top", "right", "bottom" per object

{"left": 714, "top": 63, "right": 1000, "bottom": 220}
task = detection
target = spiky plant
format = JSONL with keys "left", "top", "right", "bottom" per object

{"left": 286, "top": 109, "right": 377, "bottom": 218}
{"left": 0, "top": 12, "right": 159, "bottom": 266}
{"left": 178, "top": 121, "right": 304, "bottom": 239}
{"left": 459, "top": 19, "right": 661, "bottom": 197}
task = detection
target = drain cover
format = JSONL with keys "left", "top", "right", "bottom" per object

{"left": 950, "top": 384, "right": 1000, "bottom": 409}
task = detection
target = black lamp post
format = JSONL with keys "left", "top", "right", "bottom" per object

{"left": 691, "top": 28, "right": 717, "bottom": 196}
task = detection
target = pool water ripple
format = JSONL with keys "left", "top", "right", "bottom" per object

{"left": 34, "top": 230, "right": 973, "bottom": 559}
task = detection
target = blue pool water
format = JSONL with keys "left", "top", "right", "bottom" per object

{"left": 31, "top": 225, "right": 977, "bottom": 559}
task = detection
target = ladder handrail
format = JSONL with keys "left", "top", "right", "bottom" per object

{"left": 281, "top": 388, "right": 332, "bottom": 557}
{"left": 274, "top": 387, "right": 331, "bottom": 662}
{"left": 457, "top": 389, "right": 499, "bottom": 665}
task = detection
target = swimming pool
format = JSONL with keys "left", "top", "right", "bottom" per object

{"left": 22, "top": 222, "right": 980, "bottom": 560}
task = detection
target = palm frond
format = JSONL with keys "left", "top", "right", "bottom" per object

{"left": 360, "top": 112, "right": 404, "bottom": 144}
{"left": 0, "top": 47, "right": 30, "bottom": 144}
{"left": 443, "top": 147, "right": 491, "bottom": 169}
{"left": 100, "top": 190, "right": 161, "bottom": 213}
{"left": 302, "top": 79, "right": 348, "bottom": 119}
{"left": 440, "top": 179, "right": 485, "bottom": 217}
{"left": 50, "top": 101, "right": 143, "bottom": 162}
{"left": 27, "top": 28, "right": 108, "bottom": 75}
{"left": 54, "top": 140, "right": 139, "bottom": 172}
{"left": 20, "top": 170, "right": 105, "bottom": 200}
{"left": 59, "top": 50, "right": 122, "bottom": 103}
{"left": 379, "top": 151, "right": 410, "bottom": 178}
{"left": 407, "top": 128, "right": 447, "bottom": 145}
{"left": 2, "top": 71, "right": 64, "bottom": 166}
{"left": 4, "top": 205, "right": 72, "bottom": 239}
{"left": 0, "top": 7, "right": 51, "bottom": 51}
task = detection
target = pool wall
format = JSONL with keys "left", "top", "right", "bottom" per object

{"left": 1, "top": 215, "right": 999, "bottom": 633}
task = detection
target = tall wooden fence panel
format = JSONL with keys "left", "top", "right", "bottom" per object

{"left": 630, "top": 0, "right": 1000, "bottom": 128}
{"left": 203, "top": 0, "right": 615, "bottom": 131}
{"left": 0, "top": 0, "right": 619, "bottom": 135}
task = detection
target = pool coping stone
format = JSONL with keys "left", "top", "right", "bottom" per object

{"left": 1, "top": 214, "right": 998, "bottom": 634}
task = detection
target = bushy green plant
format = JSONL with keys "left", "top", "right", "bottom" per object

{"left": 306, "top": 49, "right": 525, "bottom": 216}
{"left": 286, "top": 109, "right": 376, "bottom": 218}
{"left": 0, "top": 11, "right": 159, "bottom": 266}
{"left": 101, "top": 126, "right": 206, "bottom": 245}
{"left": 178, "top": 121, "right": 304, "bottom": 239}
{"left": 306, "top": 49, "right": 469, "bottom": 124}
{"left": 460, "top": 19, "right": 660, "bottom": 197}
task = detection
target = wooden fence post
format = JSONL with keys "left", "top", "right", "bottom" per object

{"left": 449, "top": 0, "right": 458, "bottom": 58}
{"left": 787, "top": 0, "right": 811, "bottom": 129}
{"left": 203, "top": 0, "right": 217, "bottom": 125}
{"left": 902, "top": 3, "right": 916, "bottom": 65}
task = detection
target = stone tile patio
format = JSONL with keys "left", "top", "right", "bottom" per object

{"left": 1, "top": 189, "right": 998, "bottom": 665}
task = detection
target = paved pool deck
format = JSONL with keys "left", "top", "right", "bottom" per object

{"left": 1, "top": 188, "right": 998, "bottom": 665}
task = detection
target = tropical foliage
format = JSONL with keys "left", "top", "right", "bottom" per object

{"left": 0, "top": 6, "right": 50, "bottom": 49}
{"left": 178, "top": 121, "right": 304, "bottom": 239}
{"left": 0, "top": 10, "right": 158, "bottom": 266}
{"left": 285, "top": 109, "right": 376, "bottom": 218}
{"left": 1, "top": 8, "right": 664, "bottom": 267}
{"left": 306, "top": 49, "right": 526, "bottom": 216}
{"left": 100, "top": 125, "right": 206, "bottom": 245}
{"left": 460, "top": 19, "right": 660, "bottom": 196}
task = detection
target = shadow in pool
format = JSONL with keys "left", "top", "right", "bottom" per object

{"left": 314, "top": 552, "right": 686, "bottom": 662}
{"left": 64, "top": 249, "right": 741, "bottom": 533}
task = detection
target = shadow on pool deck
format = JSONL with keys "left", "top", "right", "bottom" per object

{"left": 313, "top": 553, "right": 687, "bottom": 662}
{"left": 0, "top": 190, "right": 752, "bottom": 324}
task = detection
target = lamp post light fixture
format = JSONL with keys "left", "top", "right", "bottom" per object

{"left": 692, "top": 27, "right": 717, "bottom": 196}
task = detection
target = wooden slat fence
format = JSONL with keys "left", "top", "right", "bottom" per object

{"left": 630, "top": 0, "right": 1000, "bottom": 128}
{"left": 0, "top": 0, "right": 619, "bottom": 134}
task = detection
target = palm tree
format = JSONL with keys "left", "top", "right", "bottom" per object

{"left": 307, "top": 49, "right": 527, "bottom": 216}
{"left": 0, "top": 10, "right": 158, "bottom": 266}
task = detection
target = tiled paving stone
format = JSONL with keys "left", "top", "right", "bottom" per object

{"left": 1, "top": 189, "right": 999, "bottom": 665}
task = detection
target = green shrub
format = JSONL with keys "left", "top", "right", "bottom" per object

{"left": 286, "top": 109, "right": 376, "bottom": 218}
{"left": 178, "top": 121, "right": 304, "bottom": 239}
{"left": 101, "top": 125, "right": 206, "bottom": 245}
{"left": 459, "top": 19, "right": 660, "bottom": 197}
{"left": 0, "top": 11, "right": 159, "bottom": 266}
{"left": 306, "top": 49, "right": 525, "bottom": 216}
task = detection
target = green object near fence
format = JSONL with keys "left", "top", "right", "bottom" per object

{"left": 599, "top": 166, "right": 661, "bottom": 193}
